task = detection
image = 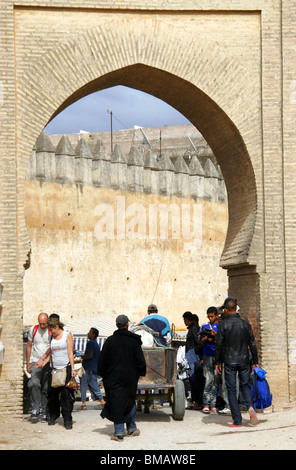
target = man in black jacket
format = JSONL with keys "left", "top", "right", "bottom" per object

{"left": 98, "top": 315, "right": 146, "bottom": 441}
{"left": 183, "top": 311, "right": 204, "bottom": 409}
{"left": 215, "top": 298, "right": 259, "bottom": 427}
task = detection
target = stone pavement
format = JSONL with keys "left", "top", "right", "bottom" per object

{"left": 1, "top": 401, "right": 295, "bottom": 451}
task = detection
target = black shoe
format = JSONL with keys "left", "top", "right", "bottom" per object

{"left": 48, "top": 418, "right": 56, "bottom": 426}
{"left": 65, "top": 422, "right": 72, "bottom": 430}
{"left": 127, "top": 428, "right": 140, "bottom": 436}
{"left": 41, "top": 414, "right": 48, "bottom": 422}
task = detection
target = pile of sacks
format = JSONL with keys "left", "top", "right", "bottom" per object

{"left": 129, "top": 323, "right": 160, "bottom": 348}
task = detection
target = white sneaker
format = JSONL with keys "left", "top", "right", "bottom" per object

{"left": 218, "top": 407, "right": 231, "bottom": 415}
{"left": 30, "top": 409, "right": 39, "bottom": 419}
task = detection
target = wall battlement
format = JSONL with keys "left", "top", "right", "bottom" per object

{"left": 26, "top": 131, "right": 227, "bottom": 204}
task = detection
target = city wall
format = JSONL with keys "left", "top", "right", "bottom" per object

{"left": 23, "top": 130, "right": 228, "bottom": 327}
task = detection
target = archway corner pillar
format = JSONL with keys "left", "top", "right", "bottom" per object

{"left": 226, "top": 264, "right": 292, "bottom": 408}
{"left": 226, "top": 264, "right": 261, "bottom": 345}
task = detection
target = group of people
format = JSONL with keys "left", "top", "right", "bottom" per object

{"left": 25, "top": 310, "right": 147, "bottom": 437}
{"left": 25, "top": 296, "right": 259, "bottom": 441}
{"left": 26, "top": 313, "right": 78, "bottom": 429}
{"left": 181, "top": 297, "right": 259, "bottom": 427}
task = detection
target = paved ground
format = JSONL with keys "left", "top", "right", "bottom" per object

{"left": 0, "top": 401, "right": 295, "bottom": 451}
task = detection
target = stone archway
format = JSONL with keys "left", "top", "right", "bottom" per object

{"left": 1, "top": 0, "right": 295, "bottom": 417}
{"left": 16, "top": 18, "right": 262, "bottom": 277}
{"left": 16, "top": 17, "right": 263, "bottom": 344}
{"left": 50, "top": 63, "right": 258, "bottom": 274}
{"left": 8, "top": 12, "right": 287, "bottom": 416}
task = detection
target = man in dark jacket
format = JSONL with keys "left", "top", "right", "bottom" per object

{"left": 183, "top": 311, "right": 201, "bottom": 354}
{"left": 80, "top": 327, "right": 105, "bottom": 410}
{"left": 97, "top": 315, "right": 146, "bottom": 441}
{"left": 183, "top": 311, "right": 204, "bottom": 409}
{"left": 215, "top": 298, "right": 259, "bottom": 427}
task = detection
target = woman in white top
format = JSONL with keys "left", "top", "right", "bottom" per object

{"left": 47, "top": 318, "right": 77, "bottom": 429}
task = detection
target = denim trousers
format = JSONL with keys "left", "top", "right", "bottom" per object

{"left": 224, "top": 363, "right": 253, "bottom": 425}
{"left": 222, "top": 364, "right": 239, "bottom": 408}
{"left": 80, "top": 369, "right": 104, "bottom": 402}
{"left": 202, "top": 355, "right": 219, "bottom": 407}
{"left": 114, "top": 404, "right": 137, "bottom": 436}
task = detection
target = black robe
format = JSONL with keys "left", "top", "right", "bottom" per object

{"left": 97, "top": 328, "right": 146, "bottom": 424}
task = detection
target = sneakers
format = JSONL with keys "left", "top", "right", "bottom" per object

{"left": 186, "top": 393, "right": 192, "bottom": 403}
{"left": 218, "top": 407, "right": 231, "bottom": 415}
{"left": 30, "top": 409, "right": 39, "bottom": 419}
{"left": 31, "top": 409, "right": 49, "bottom": 422}
{"left": 111, "top": 434, "right": 124, "bottom": 442}
{"left": 127, "top": 428, "right": 140, "bottom": 437}
{"left": 110, "top": 428, "right": 140, "bottom": 441}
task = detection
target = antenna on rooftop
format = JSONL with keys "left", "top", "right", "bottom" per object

{"left": 187, "top": 135, "right": 198, "bottom": 154}
{"left": 134, "top": 125, "right": 151, "bottom": 148}
{"left": 107, "top": 110, "right": 113, "bottom": 153}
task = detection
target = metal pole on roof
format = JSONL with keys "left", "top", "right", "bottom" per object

{"left": 107, "top": 109, "right": 113, "bottom": 153}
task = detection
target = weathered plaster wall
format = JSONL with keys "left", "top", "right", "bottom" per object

{"left": 23, "top": 183, "right": 228, "bottom": 328}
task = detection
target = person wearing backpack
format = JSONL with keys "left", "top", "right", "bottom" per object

{"left": 215, "top": 298, "right": 259, "bottom": 427}
{"left": 26, "top": 312, "right": 51, "bottom": 421}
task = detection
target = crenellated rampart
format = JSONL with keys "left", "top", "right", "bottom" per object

{"left": 26, "top": 129, "right": 227, "bottom": 204}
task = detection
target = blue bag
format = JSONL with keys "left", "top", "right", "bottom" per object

{"left": 251, "top": 367, "right": 272, "bottom": 412}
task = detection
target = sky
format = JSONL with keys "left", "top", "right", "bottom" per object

{"left": 44, "top": 85, "right": 191, "bottom": 135}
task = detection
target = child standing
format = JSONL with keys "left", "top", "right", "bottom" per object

{"left": 199, "top": 306, "right": 220, "bottom": 414}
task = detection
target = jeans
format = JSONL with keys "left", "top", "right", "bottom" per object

{"left": 224, "top": 363, "right": 253, "bottom": 425}
{"left": 222, "top": 364, "right": 239, "bottom": 408}
{"left": 80, "top": 369, "right": 104, "bottom": 402}
{"left": 202, "top": 356, "right": 219, "bottom": 407}
{"left": 28, "top": 362, "right": 50, "bottom": 413}
{"left": 114, "top": 404, "right": 137, "bottom": 436}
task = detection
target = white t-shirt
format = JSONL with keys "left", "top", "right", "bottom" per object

{"left": 50, "top": 331, "right": 70, "bottom": 369}
{"left": 28, "top": 325, "right": 51, "bottom": 363}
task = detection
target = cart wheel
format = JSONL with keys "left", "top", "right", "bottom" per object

{"left": 172, "top": 379, "right": 185, "bottom": 420}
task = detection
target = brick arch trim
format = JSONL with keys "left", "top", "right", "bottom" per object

{"left": 16, "top": 17, "right": 258, "bottom": 270}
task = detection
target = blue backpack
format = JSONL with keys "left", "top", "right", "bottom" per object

{"left": 251, "top": 367, "right": 272, "bottom": 412}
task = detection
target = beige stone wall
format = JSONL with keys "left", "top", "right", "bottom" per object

{"left": 23, "top": 181, "right": 228, "bottom": 328}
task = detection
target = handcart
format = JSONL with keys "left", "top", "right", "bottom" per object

{"left": 136, "top": 346, "right": 185, "bottom": 420}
